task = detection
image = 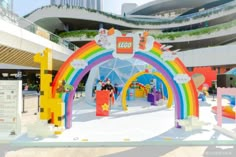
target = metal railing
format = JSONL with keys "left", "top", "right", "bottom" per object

{"left": 25, "top": 2, "right": 236, "bottom": 28}
{"left": 58, "top": 18, "right": 236, "bottom": 41}
{"left": 175, "top": 0, "right": 236, "bottom": 21}
{"left": 125, "top": 1, "right": 236, "bottom": 23}
{"left": 21, "top": 90, "right": 84, "bottom": 114}
{"left": 0, "top": 6, "right": 78, "bottom": 51}
{"left": 22, "top": 91, "right": 40, "bottom": 114}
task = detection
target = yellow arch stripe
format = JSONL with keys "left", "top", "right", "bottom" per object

{"left": 121, "top": 71, "right": 173, "bottom": 111}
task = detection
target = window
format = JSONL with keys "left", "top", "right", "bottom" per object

{"left": 187, "top": 67, "right": 193, "bottom": 72}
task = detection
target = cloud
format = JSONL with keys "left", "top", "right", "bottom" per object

{"left": 176, "top": 116, "right": 206, "bottom": 131}
{"left": 71, "top": 59, "right": 88, "bottom": 69}
{"left": 174, "top": 74, "right": 191, "bottom": 84}
{"left": 95, "top": 29, "right": 156, "bottom": 59}
{"left": 161, "top": 51, "right": 177, "bottom": 61}
{"left": 95, "top": 28, "right": 121, "bottom": 49}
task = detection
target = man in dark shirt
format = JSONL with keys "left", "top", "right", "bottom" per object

{"left": 102, "top": 78, "right": 115, "bottom": 106}
{"left": 102, "top": 79, "right": 114, "bottom": 96}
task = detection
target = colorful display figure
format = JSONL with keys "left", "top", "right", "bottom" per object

{"left": 56, "top": 80, "right": 74, "bottom": 93}
{"left": 139, "top": 31, "right": 149, "bottom": 50}
{"left": 198, "top": 84, "right": 209, "bottom": 101}
{"left": 147, "top": 78, "right": 164, "bottom": 106}
{"left": 97, "top": 28, "right": 110, "bottom": 47}
{"left": 34, "top": 48, "right": 65, "bottom": 134}
{"left": 150, "top": 79, "right": 157, "bottom": 92}
{"left": 114, "top": 83, "right": 119, "bottom": 99}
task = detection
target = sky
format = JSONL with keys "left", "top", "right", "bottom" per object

{"left": 13, "top": 0, "right": 153, "bottom": 16}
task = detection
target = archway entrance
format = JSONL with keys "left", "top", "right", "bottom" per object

{"left": 51, "top": 29, "right": 199, "bottom": 129}
{"left": 121, "top": 71, "right": 173, "bottom": 109}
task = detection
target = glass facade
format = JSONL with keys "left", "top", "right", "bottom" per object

{"left": 0, "top": 0, "right": 13, "bottom": 11}
{"left": 97, "top": 0, "right": 102, "bottom": 11}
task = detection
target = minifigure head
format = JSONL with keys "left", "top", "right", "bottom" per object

{"left": 202, "top": 86, "right": 208, "bottom": 92}
{"left": 62, "top": 80, "right": 66, "bottom": 86}
{"left": 99, "top": 28, "right": 106, "bottom": 35}
{"left": 98, "top": 80, "right": 102, "bottom": 85}
{"left": 143, "top": 31, "right": 149, "bottom": 37}
{"left": 106, "top": 78, "right": 110, "bottom": 84}
{"left": 202, "top": 83, "right": 209, "bottom": 91}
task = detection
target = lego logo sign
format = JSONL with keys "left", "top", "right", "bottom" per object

{"left": 116, "top": 37, "right": 133, "bottom": 54}
{"left": 118, "top": 42, "right": 132, "bottom": 48}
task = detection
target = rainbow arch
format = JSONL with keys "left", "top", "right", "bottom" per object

{"left": 51, "top": 41, "right": 199, "bottom": 129}
{"left": 121, "top": 71, "right": 173, "bottom": 109}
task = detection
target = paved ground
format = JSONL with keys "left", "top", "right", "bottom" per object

{"left": 15, "top": 96, "right": 236, "bottom": 143}
{"left": 1, "top": 94, "right": 236, "bottom": 157}
{"left": 2, "top": 146, "right": 236, "bottom": 157}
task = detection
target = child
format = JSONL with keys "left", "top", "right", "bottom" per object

{"left": 96, "top": 80, "right": 103, "bottom": 91}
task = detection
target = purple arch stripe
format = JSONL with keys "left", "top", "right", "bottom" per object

{"left": 66, "top": 55, "right": 113, "bottom": 128}
{"left": 134, "top": 54, "right": 181, "bottom": 124}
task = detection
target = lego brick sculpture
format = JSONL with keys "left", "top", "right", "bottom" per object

{"left": 34, "top": 48, "right": 65, "bottom": 134}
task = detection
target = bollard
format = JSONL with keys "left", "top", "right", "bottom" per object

{"left": 22, "top": 94, "right": 27, "bottom": 113}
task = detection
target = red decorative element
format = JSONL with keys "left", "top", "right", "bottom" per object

{"left": 96, "top": 90, "right": 110, "bottom": 116}
{"left": 189, "top": 67, "right": 217, "bottom": 90}
{"left": 116, "top": 37, "right": 133, "bottom": 54}
{"left": 212, "top": 106, "right": 236, "bottom": 119}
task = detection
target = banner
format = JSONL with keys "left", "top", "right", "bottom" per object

{"left": 96, "top": 90, "right": 110, "bottom": 116}
{"left": 0, "top": 80, "right": 22, "bottom": 140}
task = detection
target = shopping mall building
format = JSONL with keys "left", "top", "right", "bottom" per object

{"left": 1, "top": 0, "right": 236, "bottom": 86}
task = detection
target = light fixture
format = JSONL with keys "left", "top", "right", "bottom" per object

{"left": 172, "top": 49, "right": 181, "bottom": 53}
{"left": 163, "top": 45, "right": 173, "bottom": 50}
{"left": 160, "top": 44, "right": 166, "bottom": 49}
{"left": 2, "top": 73, "right": 8, "bottom": 77}
{"left": 160, "top": 45, "right": 173, "bottom": 50}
